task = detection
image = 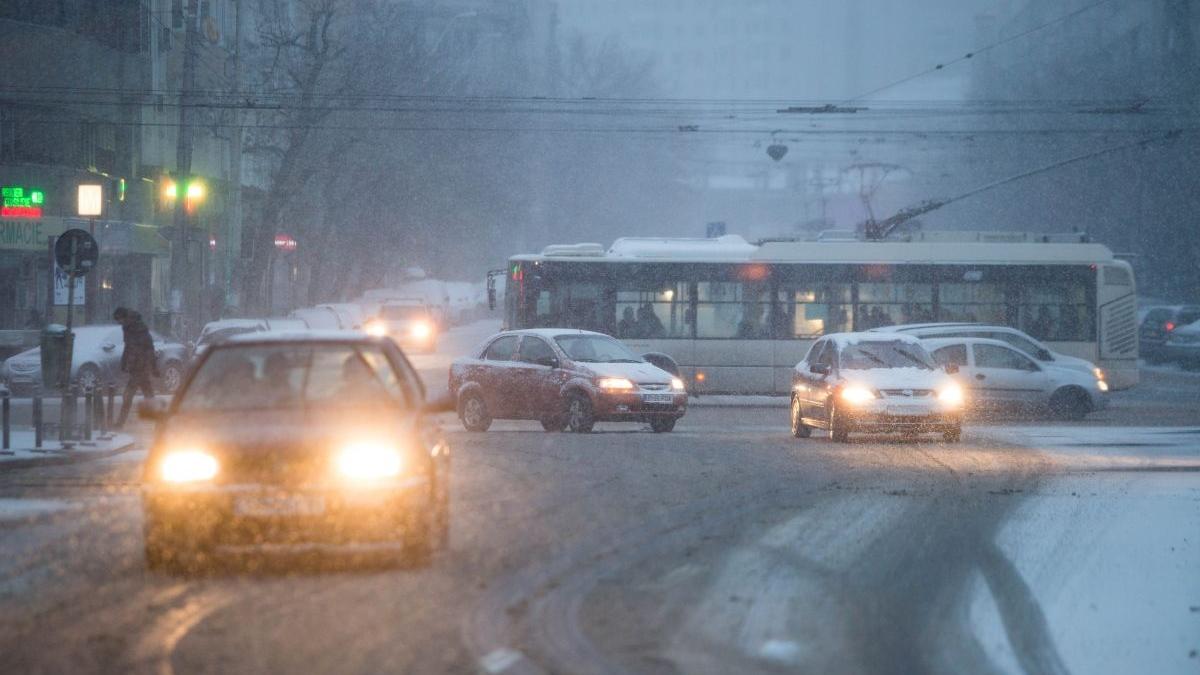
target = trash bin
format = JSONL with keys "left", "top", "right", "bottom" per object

{"left": 40, "top": 324, "right": 74, "bottom": 391}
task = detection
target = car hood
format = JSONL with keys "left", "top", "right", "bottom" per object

{"left": 1047, "top": 352, "right": 1097, "bottom": 374}
{"left": 836, "top": 367, "right": 953, "bottom": 391}
{"left": 154, "top": 408, "right": 417, "bottom": 458}
{"left": 578, "top": 361, "right": 673, "bottom": 384}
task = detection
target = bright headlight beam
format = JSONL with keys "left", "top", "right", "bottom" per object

{"left": 160, "top": 450, "right": 219, "bottom": 483}
{"left": 670, "top": 377, "right": 686, "bottom": 391}
{"left": 410, "top": 321, "right": 432, "bottom": 339}
{"left": 364, "top": 320, "right": 387, "bottom": 337}
{"left": 598, "top": 377, "right": 635, "bottom": 391}
{"left": 938, "top": 383, "right": 965, "bottom": 406}
{"left": 337, "top": 442, "right": 403, "bottom": 480}
{"left": 840, "top": 385, "right": 876, "bottom": 405}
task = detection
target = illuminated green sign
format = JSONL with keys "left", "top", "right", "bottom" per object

{"left": 1, "top": 186, "right": 45, "bottom": 218}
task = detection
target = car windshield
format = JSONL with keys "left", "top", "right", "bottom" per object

{"left": 177, "top": 344, "right": 409, "bottom": 411}
{"left": 840, "top": 340, "right": 935, "bottom": 370}
{"left": 554, "top": 335, "right": 642, "bottom": 363}
{"left": 381, "top": 306, "right": 427, "bottom": 320}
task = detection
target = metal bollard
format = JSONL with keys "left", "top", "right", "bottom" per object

{"left": 2, "top": 390, "right": 9, "bottom": 450}
{"left": 106, "top": 385, "right": 116, "bottom": 428}
{"left": 60, "top": 386, "right": 77, "bottom": 442}
{"left": 33, "top": 395, "right": 42, "bottom": 448}
{"left": 96, "top": 387, "right": 108, "bottom": 434}
{"left": 84, "top": 387, "right": 94, "bottom": 441}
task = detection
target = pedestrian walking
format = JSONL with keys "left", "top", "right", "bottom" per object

{"left": 113, "top": 307, "right": 158, "bottom": 428}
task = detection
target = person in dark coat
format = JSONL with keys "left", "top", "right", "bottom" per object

{"left": 114, "top": 307, "right": 159, "bottom": 428}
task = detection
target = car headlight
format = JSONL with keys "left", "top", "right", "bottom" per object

{"left": 670, "top": 377, "right": 686, "bottom": 392}
{"left": 363, "top": 319, "right": 388, "bottom": 337}
{"left": 840, "top": 385, "right": 876, "bottom": 405}
{"left": 937, "top": 383, "right": 965, "bottom": 407}
{"left": 1097, "top": 379, "right": 1109, "bottom": 392}
{"left": 1093, "top": 367, "right": 1105, "bottom": 381}
{"left": 410, "top": 321, "right": 432, "bottom": 339}
{"left": 598, "top": 377, "right": 635, "bottom": 391}
{"left": 337, "top": 441, "right": 403, "bottom": 480}
{"left": 160, "top": 450, "right": 219, "bottom": 483}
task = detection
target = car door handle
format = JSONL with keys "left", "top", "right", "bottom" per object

{"left": 974, "top": 374, "right": 986, "bottom": 381}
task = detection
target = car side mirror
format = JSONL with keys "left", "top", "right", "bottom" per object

{"left": 811, "top": 363, "right": 831, "bottom": 376}
{"left": 101, "top": 342, "right": 116, "bottom": 352}
{"left": 535, "top": 356, "right": 559, "bottom": 368}
{"left": 137, "top": 399, "right": 169, "bottom": 422}
{"left": 944, "top": 363, "right": 960, "bottom": 374}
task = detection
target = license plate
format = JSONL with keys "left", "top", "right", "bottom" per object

{"left": 887, "top": 405, "right": 929, "bottom": 417}
{"left": 235, "top": 493, "right": 325, "bottom": 517}
{"left": 642, "top": 393, "right": 674, "bottom": 404}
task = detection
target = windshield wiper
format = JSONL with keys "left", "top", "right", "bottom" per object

{"left": 608, "top": 358, "right": 643, "bottom": 363}
{"left": 894, "top": 348, "right": 932, "bottom": 369}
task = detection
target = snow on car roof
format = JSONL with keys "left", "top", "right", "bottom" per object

{"left": 223, "top": 329, "right": 380, "bottom": 345}
{"left": 507, "top": 328, "right": 611, "bottom": 339}
{"left": 823, "top": 331, "right": 924, "bottom": 348}
{"left": 200, "top": 318, "right": 266, "bottom": 334}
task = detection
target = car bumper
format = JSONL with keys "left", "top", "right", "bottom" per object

{"left": 1163, "top": 343, "right": 1200, "bottom": 364}
{"left": 142, "top": 477, "right": 431, "bottom": 549}
{"left": 842, "top": 401, "right": 962, "bottom": 432}
{"left": 594, "top": 391, "right": 688, "bottom": 421}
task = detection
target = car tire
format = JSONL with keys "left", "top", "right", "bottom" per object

{"left": 790, "top": 397, "right": 812, "bottom": 438}
{"left": 459, "top": 393, "right": 492, "bottom": 432}
{"left": 160, "top": 361, "right": 183, "bottom": 393}
{"left": 565, "top": 392, "right": 595, "bottom": 433}
{"left": 1049, "top": 387, "right": 1090, "bottom": 421}
{"left": 829, "top": 405, "right": 851, "bottom": 443}
{"left": 75, "top": 363, "right": 101, "bottom": 392}
{"left": 650, "top": 417, "right": 676, "bottom": 433}
{"left": 541, "top": 416, "right": 567, "bottom": 432}
{"left": 943, "top": 424, "right": 962, "bottom": 443}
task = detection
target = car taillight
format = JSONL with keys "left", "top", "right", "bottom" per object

{"left": 1165, "top": 321, "right": 1176, "bottom": 332}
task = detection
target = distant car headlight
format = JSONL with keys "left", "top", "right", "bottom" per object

{"left": 1093, "top": 367, "right": 1105, "bottom": 381}
{"left": 364, "top": 319, "right": 388, "bottom": 337}
{"left": 670, "top": 377, "right": 686, "bottom": 392}
{"left": 840, "top": 385, "right": 876, "bottom": 405}
{"left": 598, "top": 377, "right": 635, "bottom": 391}
{"left": 937, "top": 383, "right": 965, "bottom": 407}
{"left": 337, "top": 441, "right": 403, "bottom": 480}
{"left": 1097, "top": 379, "right": 1109, "bottom": 392}
{"left": 160, "top": 450, "right": 219, "bottom": 483}
{"left": 410, "top": 321, "right": 433, "bottom": 339}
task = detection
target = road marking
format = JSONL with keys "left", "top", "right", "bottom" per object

{"left": 759, "top": 639, "right": 803, "bottom": 663}
{"left": 479, "top": 647, "right": 525, "bottom": 673}
{"left": 130, "top": 587, "right": 236, "bottom": 675}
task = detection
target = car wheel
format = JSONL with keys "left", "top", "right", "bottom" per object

{"left": 650, "top": 417, "right": 676, "bottom": 433}
{"left": 790, "top": 397, "right": 812, "bottom": 438}
{"left": 829, "top": 405, "right": 851, "bottom": 443}
{"left": 943, "top": 424, "right": 962, "bottom": 443}
{"left": 160, "top": 361, "right": 183, "bottom": 393}
{"left": 565, "top": 392, "right": 595, "bottom": 433}
{"left": 402, "top": 509, "right": 434, "bottom": 568}
{"left": 75, "top": 363, "right": 101, "bottom": 392}
{"left": 1049, "top": 387, "right": 1090, "bottom": 421}
{"left": 459, "top": 393, "right": 492, "bottom": 432}
{"left": 541, "top": 416, "right": 567, "bottom": 432}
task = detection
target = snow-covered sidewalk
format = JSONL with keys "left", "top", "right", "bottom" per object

{"left": 0, "top": 430, "right": 136, "bottom": 470}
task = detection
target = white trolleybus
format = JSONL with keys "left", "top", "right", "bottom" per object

{"left": 500, "top": 233, "right": 1139, "bottom": 394}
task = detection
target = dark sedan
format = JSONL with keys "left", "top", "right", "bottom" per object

{"left": 140, "top": 332, "right": 450, "bottom": 572}
{"left": 449, "top": 329, "right": 687, "bottom": 433}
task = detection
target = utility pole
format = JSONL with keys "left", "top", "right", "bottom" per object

{"left": 169, "top": 0, "right": 200, "bottom": 337}
{"left": 225, "top": 0, "right": 244, "bottom": 313}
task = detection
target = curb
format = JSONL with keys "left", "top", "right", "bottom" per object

{"left": 0, "top": 439, "right": 137, "bottom": 472}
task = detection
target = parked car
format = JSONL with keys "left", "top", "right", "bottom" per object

{"left": 1, "top": 324, "right": 188, "bottom": 395}
{"left": 1163, "top": 319, "right": 1200, "bottom": 370}
{"left": 364, "top": 302, "right": 440, "bottom": 353}
{"left": 1139, "top": 305, "right": 1200, "bottom": 363}
{"left": 872, "top": 322, "right": 1106, "bottom": 383}
{"left": 923, "top": 337, "right": 1109, "bottom": 420}
{"left": 139, "top": 331, "right": 449, "bottom": 572}
{"left": 791, "top": 333, "right": 964, "bottom": 443}
{"left": 449, "top": 329, "right": 687, "bottom": 433}
{"left": 191, "top": 318, "right": 308, "bottom": 361}
{"left": 289, "top": 306, "right": 345, "bottom": 330}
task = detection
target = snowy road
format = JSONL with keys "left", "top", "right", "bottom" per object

{"left": 0, "top": 324, "right": 1197, "bottom": 674}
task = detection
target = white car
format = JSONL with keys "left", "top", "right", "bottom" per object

{"left": 191, "top": 318, "right": 307, "bottom": 361}
{"left": 922, "top": 337, "right": 1109, "bottom": 420}
{"left": 791, "top": 332, "right": 965, "bottom": 442}
{"left": 871, "top": 323, "right": 1106, "bottom": 384}
{"left": 363, "top": 302, "right": 439, "bottom": 353}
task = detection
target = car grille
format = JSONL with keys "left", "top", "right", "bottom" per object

{"left": 222, "top": 453, "right": 328, "bottom": 486}
{"left": 639, "top": 383, "right": 670, "bottom": 391}
{"left": 7, "top": 360, "right": 38, "bottom": 374}
{"left": 879, "top": 389, "right": 934, "bottom": 398}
